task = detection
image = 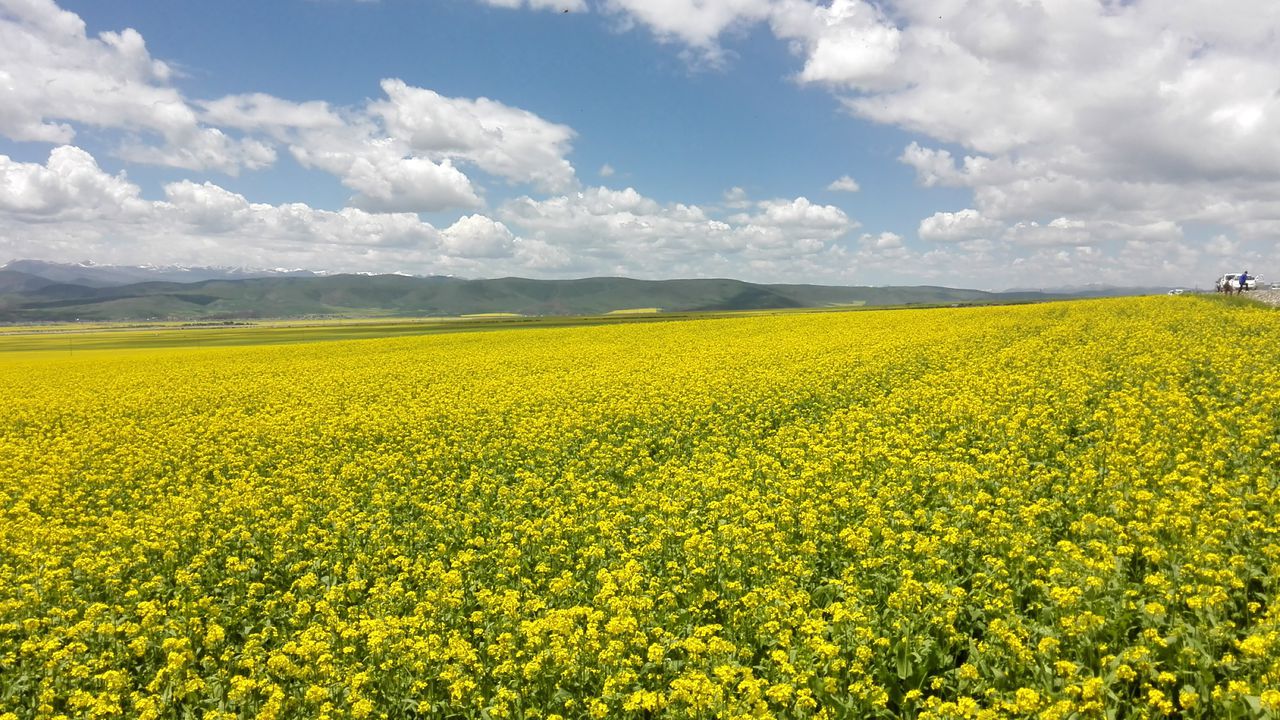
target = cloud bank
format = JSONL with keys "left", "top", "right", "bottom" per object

{"left": 2, "top": 0, "right": 1278, "bottom": 288}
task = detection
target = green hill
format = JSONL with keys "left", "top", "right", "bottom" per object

{"left": 0, "top": 270, "right": 59, "bottom": 294}
{"left": 0, "top": 273, "right": 1060, "bottom": 322}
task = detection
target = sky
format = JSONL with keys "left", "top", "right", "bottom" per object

{"left": 0, "top": 0, "right": 1277, "bottom": 289}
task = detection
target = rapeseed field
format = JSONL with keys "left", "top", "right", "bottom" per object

{"left": 1, "top": 297, "right": 1278, "bottom": 719}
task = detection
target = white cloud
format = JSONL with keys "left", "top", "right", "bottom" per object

{"left": 157, "top": 180, "right": 441, "bottom": 251}
{"left": 0, "top": 146, "right": 446, "bottom": 270}
{"left": 547, "top": 0, "right": 1280, "bottom": 273}
{"left": 860, "top": 231, "right": 903, "bottom": 250}
{"left": 498, "top": 186, "right": 856, "bottom": 277}
{"left": 0, "top": 3, "right": 579, "bottom": 210}
{"left": 1096, "top": 220, "right": 1183, "bottom": 245}
{"left": 0, "top": 145, "right": 147, "bottom": 218}
{"left": 599, "top": 163, "right": 615, "bottom": 177}
{"left": 268, "top": 110, "right": 482, "bottom": 213}
{"left": 824, "top": 1, "right": 1280, "bottom": 240}
{"left": 212, "top": 80, "right": 578, "bottom": 212}
{"left": 200, "top": 94, "right": 347, "bottom": 136}
{"left": 1, "top": 146, "right": 1260, "bottom": 289}
{"left": 343, "top": 156, "right": 482, "bottom": 214}
{"left": 117, "top": 128, "right": 277, "bottom": 175}
{"left": 159, "top": 180, "right": 440, "bottom": 250}
{"left": 372, "top": 79, "right": 576, "bottom": 192}
{"left": 899, "top": 143, "right": 965, "bottom": 188}
{"left": 216, "top": 83, "right": 583, "bottom": 214}
{"left": 918, "top": 209, "right": 1001, "bottom": 243}
{"left": 440, "top": 214, "right": 518, "bottom": 258}
{"left": 4, "top": 0, "right": 1276, "bottom": 288}
{"left": 722, "top": 186, "right": 750, "bottom": 209}
{"left": 162, "top": 180, "right": 254, "bottom": 233}
{"left": 920, "top": 214, "right": 1181, "bottom": 250}
{"left": 827, "top": 175, "right": 860, "bottom": 193}
{"left": 772, "top": 0, "right": 902, "bottom": 88}
{"left": 0, "top": 148, "right": 863, "bottom": 281}
{"left": 510, "top": 236, "right": 573, "bottom": 271}
{"left": 0, "top": 0, "right": 275, "bottom": 173}
{"left": 601, "top": 0, "right": 775, "bottom": 64}
{"left": 735, "top": 196, "right": 854, "bottom": 239}
{"left": 730, "top": 198, "right": 854, "bottom": 255}
{"left": 1003, "top": 218, "right": 1093, "bottom": 248}
{"left": 479, "top": 0, "right": 586, "bottom": 11}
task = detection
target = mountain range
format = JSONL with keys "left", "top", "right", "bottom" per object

{"left": 0, "top": 260, "right": 1163, "bottom": 322}
{"left": 0, "top": 259, "right": 330, "bottom": 287}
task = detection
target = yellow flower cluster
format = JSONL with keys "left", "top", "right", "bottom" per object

{"left": 1, "top": 297, "right": 1278, "bottom": 718}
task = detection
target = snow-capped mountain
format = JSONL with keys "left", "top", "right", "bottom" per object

{"left": 0, "top": 259, "right": 332, "bottom": 287}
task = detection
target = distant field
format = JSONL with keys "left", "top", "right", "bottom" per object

{"left": 0, "top": 313, "right": 704, "bottom": 353}
{"left": 3, "top": 296, "right": 1279, "bottom": 719}
{"left": 0, "top": 305, "right": 900, "bottom": 353}
{"left": 606, "top": 307, "right": 663, "bottom": 315}
{"left": 0, "top": 319, "right": 465, "bottom": 353}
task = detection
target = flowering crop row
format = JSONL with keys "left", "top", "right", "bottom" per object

{"left": 1, "top": 297, "right": 1278, "bottom": 719}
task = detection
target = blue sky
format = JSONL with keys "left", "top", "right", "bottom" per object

{"left": 46, "top": 0, "right": 953, "bottom": 216}
{"left": 0, "top": 0, "right": 1276, "bottom": 287}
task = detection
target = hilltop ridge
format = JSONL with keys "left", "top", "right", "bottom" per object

{"left": 0, "top": 260, "right": 1160, "bottom": 322}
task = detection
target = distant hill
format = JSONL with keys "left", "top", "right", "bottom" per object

{"left": 0, "top": 261, "right": 1158, "bottom": 322}
{"left": 0, "top": 270, "right": 59, "bottom": 295}
{"left": 1, "top": 259, "right": 328, "bottom": 287}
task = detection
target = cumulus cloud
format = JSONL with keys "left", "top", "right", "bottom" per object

{"left": 372, "top": 79, "right": 577, "bottom": 192}
{"left": 499, "top": 186, "right": 857, "bottom": 277}
{"left": 860, "top": 231, "right": 903, "bottom": 250}
{"left": 2, "top": 145, "right": 1254, "bottom": 287}
{"left": 918, "top": 209, "right": 1001, "bottom": 243}
{"left": 600, "top": 0, "right": 775, "bottom": 62}
{"left": 722, "top": 186, "right": 750, "bottom": 209}
{"left": 775, "top": 1, "right": 1280, "bottom": 174}
{"left": 771, "top": 0, "right": 902, "bottom": 88}
{"left": 827, "top": 175, "right": 860, "bottom": 193}
{"left": 5, "top": 0, "right": 1275, "bottom": 286}
{"left": 899, "top": 143, "right": 965, "bottom": 189}
{"left": 0, "top": 147, "right": 867, "bottom": 281}
{"left": 0, "top": 2, "right": 578, "bottom": 210}
{"left": 440, "top": 214, "right": 518, "bottom": 258}
{"left": 0, "top": 146, "right": 451, "bottom": 271}
{"left": 160, "top": 180, "right": 440, "bottom": 249}
{"left": 0, "top": 0, "right": 275, "bottom": 173}
{"left": 1003, "top": 218, "right": 1093, "bottom": 248}
{"left": 342, "top": 156, "right": 482, "bottom": 214}
{"left": 202, "top": 80, "right": 577, "bottom": 212}
{"left": 541, "top": 0, "right": 1280, "bottom": 276}
{"left": 200, "top": 94, "right": 347, "bottom": 136}
{"left": 731, "top": 197, "right": 855, "bottom": 252}
{"left": 117, "top": 129, "right": 277, "bottom": 175}
{"left": 826, "top": 1, "right": 1280, "bottom": 241}
{"left": 0, "top": 145, "right": 147, "bottom": 218}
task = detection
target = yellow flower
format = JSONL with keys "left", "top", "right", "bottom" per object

{"left": 350, "top": 698, "right": 373, "bottom": 719}
{"left": 4, "top": 297, "right": 1279, "bottom": 719}
{"left": 204, "top": 622, "right": 225, "bottom": 647}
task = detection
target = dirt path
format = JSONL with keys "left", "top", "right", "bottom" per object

{"left": 1245, "top": 289, "right": 1280, "bottom": 307}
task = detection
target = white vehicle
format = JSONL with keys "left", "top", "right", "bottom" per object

{"left": 1217, "top": 273, "right": 1258, "bottom": 292}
